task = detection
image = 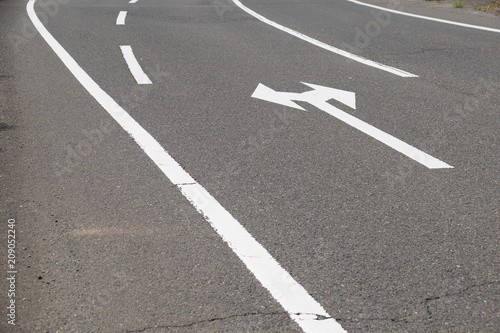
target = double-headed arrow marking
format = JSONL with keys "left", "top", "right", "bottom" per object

{"left": 252, "top": 82, "right": 452, "bottom": 169}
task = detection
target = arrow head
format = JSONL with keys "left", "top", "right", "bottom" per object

{"left": 301, "top": 82, "right": 356, "bottom": 109}
{"left": 251, "top": 83, "right": 306, "bottom": 110}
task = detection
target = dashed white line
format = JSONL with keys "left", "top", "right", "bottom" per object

{"left": 129, "top": 0, "right": 139, "bottom": 3}
{"left": 231, "top": 0, "right": 418, "bottom": 78}
{"left": 120, "top": 45, "right": 152, "bottom": 84}
{"left": 348, "top": 0, "right": 500, "bottom": 34}
{"left": 116, "top": 11, "right": 127, "bottom": 25}
{"left": 27, "top": 1, "right": 347, "bottom": 332}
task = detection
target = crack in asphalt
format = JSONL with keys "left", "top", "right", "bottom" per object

{"left": 337, "top": 316, "right": 406, "bottom": 323}
{"left": 332, "top": 281, "right": 500, "bottom": 325}
{"left": 125, "top": 311, "right": 338, "bottom": 332}
{"left": 422, "top": 281, "right": 500, "bottom": 319}
{"left": 122, "top": 280, "right": 500, "bottom": 332}
{"left": 407, "top": 47, "right": 449, "bottom": 55}
{"left": 124, "top": 311, "right": 288, "bottom": 332}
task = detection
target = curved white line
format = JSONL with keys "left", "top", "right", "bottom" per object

{"left": 27, "top": 1, "right": 347, "bottom": 332}
{"left": 348, "top": 0, "right": 500, "bottom": 34}
{"left": 231, "top": 0, "right": 418, "bottom": 77}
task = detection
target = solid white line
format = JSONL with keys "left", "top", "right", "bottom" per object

{"left": 116, "top": 11, "right": 127, "bottom": 25}
{"left": 120, "top": 45, "right": 152, "bottom": 85}
{"left": 348, "top": 0, "right": 500, "bottom": 34}
{"left": 231, "top": 0, "right": 418, "bottom": 78}
{"left": 179, "top": 184, "right": 347, "bottom": 332}
{"left": 27, "top": 1, "right": 347, "bottom": 332}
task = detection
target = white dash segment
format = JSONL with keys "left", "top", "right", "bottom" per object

{"left": 231, "top": 0, "right": 418, "bottom": 78}
{"left": 116, "top": 11, "right": 127, "bottom": 25}
{"left": 120, "top": 45, "right": 152, "bottom": 85}
{"left": 348, "top": 0, "right": 500, "bottom": 34}
{"left": 27, "top": 2, "right": 347, "bottom": 332}
{"left": 129, "top": 0, "right": 139, "bottom": 3}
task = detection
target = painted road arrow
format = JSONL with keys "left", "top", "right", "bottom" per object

{"left": 252, "top": 82, "right": 453, "bottom": 169}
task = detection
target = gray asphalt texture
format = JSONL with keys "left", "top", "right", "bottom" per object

{"left": 1, "top": 0, "right": 499, "bottom": 332}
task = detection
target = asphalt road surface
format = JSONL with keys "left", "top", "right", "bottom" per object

{"left": 1, "top": 0, "right": 499, "bottom": 332}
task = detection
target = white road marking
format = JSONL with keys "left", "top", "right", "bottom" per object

{"left": 129, "top": 0, "right": 139, "bottom": 3}
{"left": 116, "top": 11, "right": 127, "bottom": 25}
{"left": 27, "top": 1, "right": 347, "bottom": 332}
{"left": 252, "top": 82, "right": 453, "bottom": 169}
{"left": 231, "top": 0, "right": 418, "bottom": 78}
{"left": 348, "top": 0, "right": 500, "bottom": 34}
{"left": 120, "top": 45, "right": 152, "bottom": 84}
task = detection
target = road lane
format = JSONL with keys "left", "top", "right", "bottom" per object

{"left": 27, "top": 4, "right": 347, "bottom": 330}
{"left": 2, "top": 0, "right": 499, "bottom": 332}
{"left": 1, "top": 1, "right": 303, "bottom": 332}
